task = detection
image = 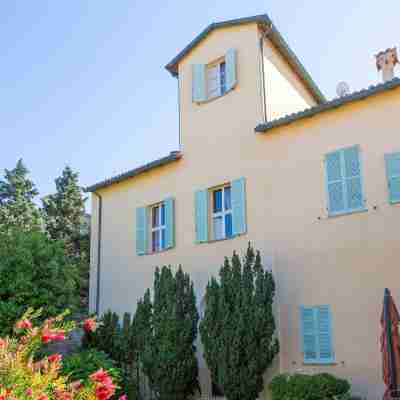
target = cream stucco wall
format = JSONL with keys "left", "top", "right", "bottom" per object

{"left": 89, "top": 21, "right": 400, "bottom": 400}
{"left": 262, "top": 38, "right": 317, "bottom": 120}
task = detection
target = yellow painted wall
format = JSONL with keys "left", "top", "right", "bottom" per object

{"left": 262, "top": 38, "right": 316, "bottom": 120}
{"left": 89, "top": 21, "right": 400, "bottom": 400}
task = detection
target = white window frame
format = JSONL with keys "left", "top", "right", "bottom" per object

{"left": 206, "top": 60, "right": 226, "bottom": 100}
{"left": 151, "top": 203, "right": 166, "bottom": 253}
{"left": 211, "top": 185, "right": 232, "bottom": 241}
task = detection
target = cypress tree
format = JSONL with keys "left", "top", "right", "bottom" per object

{"left": 134, "top": 265, "right": 199, "bottom": 400}
{"left": 42, "top": 165, "right": 86, "bottom": 258}
{"left": 199, "top": 243, "right": 279, "bottom": 400}
{"left": 0, "top": 159, "right": 42, "bottom": 233}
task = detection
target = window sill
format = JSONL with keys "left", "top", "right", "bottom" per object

{"left": 302, "top": 361, "right": 337, "bottom": 366}
{"left": 327, "top": 207, "right": 368, "bottom": 218}
{"left": 208, "top": 235, "right": 236, "bottom": 244}
{"left": 195, "top": 87, "right": 234, "bottom": 105}
{"left": 141, "top": 247, "right": 174, "bottom": 256}
{"left": 196, "top": 232, "right": 246, "bottom": 245}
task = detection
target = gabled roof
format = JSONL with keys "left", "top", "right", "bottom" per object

{"left": 85, "top": 151, "right": 182, "bottom": 192}
{"left": 165, "top": 14, "right": 326, "bottom": 104}
{"left": 255, "top": 77, "right": 400, "bottom": 133}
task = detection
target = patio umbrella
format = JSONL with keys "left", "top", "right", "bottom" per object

{"left": 381, "top": 288, "right": 400, "bottom": 400}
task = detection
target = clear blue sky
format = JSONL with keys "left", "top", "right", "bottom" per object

{"left": 1, "top": 1, "right": 399, "bottom": 206}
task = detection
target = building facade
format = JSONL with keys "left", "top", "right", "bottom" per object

{"left": 86, "top": 14, "right": 400, "bottom": 399}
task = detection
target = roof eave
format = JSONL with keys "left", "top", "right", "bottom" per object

{"left": 84, "top": 151, "right": 182, "bottom": 193}
{"left": 255, "top": 77, "right": 400, "bottom": 133}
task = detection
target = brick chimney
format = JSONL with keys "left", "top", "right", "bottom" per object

{"left": 375, "top": 47, "right": 399, "bottom": 83}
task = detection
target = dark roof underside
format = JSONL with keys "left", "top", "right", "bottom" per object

{"left": 85, "top": 151, "right": 182, "bottom": 192}
{"left": 165, "top": 14, "right": 325, "bottom": 104}
{"left": 255, "top": 78, "right": 400, "bottom": 133}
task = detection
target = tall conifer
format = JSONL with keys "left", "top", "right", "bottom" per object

{"left": 200, "top": 243, "right": 279, "bottom": 400}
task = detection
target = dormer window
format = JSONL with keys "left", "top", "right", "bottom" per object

{"left": 192, "top": 49, "right": 237, "bottom": 103}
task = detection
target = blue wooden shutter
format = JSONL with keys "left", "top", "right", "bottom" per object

{"left": 192, "top": 64, "right": 206, "bottom": 102}
{"left": 136, "top": 206, "right": 148, "bottom": 256}
{"left": 316, "top": 306, "right": 334, "bottom": 362}
{"left": 225, "top": 48, "right": 237, "bottom": 91}
{"left": 385, "top": 152, "right": 400, "bottom": 204}
{"left": 325, "top": 150, "right": 345, "bottom": 215}
{"left": 164, "top": 198, "right": 175, "bottom": 249}
{"left": 231, "top": 177, "right": 247, "bottom": 235}
{"left": 300, "top": 306, "right": 318, "bottom": 362}
{"left": 343, "top": 145, "right": 364, "bottom": 211}
{"left": 195, "top": 190, "right": 208, "bottom": 243}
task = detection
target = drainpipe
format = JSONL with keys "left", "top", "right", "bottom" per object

{"left": 259, "top": 34, "right": 267, "bottom": 123}
{"left": 92, "top": 191, "right": 103, "bottom": 315}
{"left": 259, "top": 24, "right": 273, "bottom": 123}
{"left": 177, "top": 75, "right": 182, "bottom": 150}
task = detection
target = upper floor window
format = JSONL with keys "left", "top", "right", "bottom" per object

{"left": 136, "top": 198, "right": 175, "bottom": 255}
{"left": 385, "top": 151, "right": 400, "bottom": 204}
{"left": 212, "top": 185, "right": 232, "bottom": 240}
{"left": 207, "top": 61, "right": 226, "bottom": 99}
{"left": 151, "top": 203, "right": 166, "bottom": 252}
{"left": 195, "top": 177, "right": 246, "bottom": 243}
{"left": 192, "top": 48, "right": 237, "bottom": 103}
{"left": 324, "top": 145, "right": 365, "bottom": 216}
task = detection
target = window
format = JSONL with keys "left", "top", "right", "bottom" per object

{"left": 151, "top": 203, "right": 166, "bottom": 252}
{"left": 136, "top": 198, "right": 175, "bottom": 256}
{"left": 194, "top": 178, "right": 246, "bottom": 244}
{"left": 192, "top": 48, "right": 237, "bottom": 103}
{"left": 212, "top": 185, "right": 232, "bottom": 240}
{"left": 385, "top": 152, "right": 400, "bottom": 204}
{"left": 206, "top": 61, "right": 226, "bottom": 99}
{"left": 325, "top": 145, "right": 365, "bottom": 216}
{"left": 300, "top": 305, "right": 334, "bottom": 364}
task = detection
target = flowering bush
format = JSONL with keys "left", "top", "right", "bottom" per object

{"left": 0, "top": 308, "right": 124, "bottom": 400}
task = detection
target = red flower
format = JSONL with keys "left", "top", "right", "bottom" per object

{"left": 16, "top": 319, "right": 32, "bottom": 330}
{"left": 25, "top": 388, "right": 33, "bottom": 397}
{"left": 37, "top": 394, "right": 48, "bottom": 400}
{"left": 53, "top": 331, "right": 66, "bottom": 341}
{"left": 41, "top": 328, "right": 66, "bottom": 343}
{"left": 48, "top": 353, "right": 62, "bottom": 363}
{"left": 83, "top": 318, "right": 96, "bottom": 333}
{"left": 90, "top": 368, "right": 110, "bottom": 383}
{"left": 0, "top": 338, "right": 5, "bottom": 348}
{"left": 95, "top": 382, "right": 116, "bottom": 400}
{"left": 119, "top": 395, "right": 127, "bottom": 400}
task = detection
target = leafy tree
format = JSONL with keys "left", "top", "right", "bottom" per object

{"left": 134, "top": 265, "right": 199, "bottom": 400}
{"left": 199, "top": 243, "right": 279, "bottom": 400}
{"left": 0, "top": 159, "right": 42, "bottom": 233}
{"left": 42, "top": 165, "right": 87, "bottom": 258}
{"left": 0, "top": 230, "right": 79, "bottom": 335}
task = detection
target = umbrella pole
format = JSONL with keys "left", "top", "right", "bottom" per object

{"left": 385, "top": 288, "right": 397, "bottom": 397}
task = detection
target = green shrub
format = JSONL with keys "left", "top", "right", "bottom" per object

{"left": 0, "top": 230, "right": 79, "bottom": 335}
{"left": 82, "top": 311, "right": 140, "bottom": 400}
{"left": 269, "top": 373, "right": 351, "bottom": 400}
{"left": 83, "top": 310, "right": 121, "bottom": 359}
{"left": 62, "top": 349, "right": 122, "bottom": 385}
{"left": 199, "top": 244, "right": 278, "bottom": 400}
